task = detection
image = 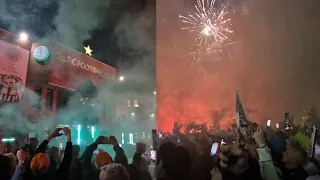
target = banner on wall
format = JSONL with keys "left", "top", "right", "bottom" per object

{"left": 0, "top": 40, "right": 30, "bottom": 102}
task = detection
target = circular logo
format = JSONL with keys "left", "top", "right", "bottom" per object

{"left": 6, "top": 48, "right": 21, "bottom": 62}
{"left": 33, "top": 46, "right": 50, "bottom": 62}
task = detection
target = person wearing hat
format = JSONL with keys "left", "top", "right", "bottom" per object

{"left": 24, "top": 127, "right": 73, "bottom": 180}
{"left": 81, "top": 136, "right": 128, "bottom": 180}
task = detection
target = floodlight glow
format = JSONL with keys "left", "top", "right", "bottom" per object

{"left": 91, "top": 126, "right": 95, "bottom": 139}
{"left": 77, "top": 125, "right": 81, "bottom": 145}
{"left": 119, "top": 76, "right": 125, "bottom": 81}
{"left": 19, "top": 32, "right": 28, "bottom": 41}
{"left": 121, "top": 133, "right": 124, "bottom": 144}
{"left": 2, "top": 138, "right": 15, "bottom": 142}
{"left": 129, "top": 133, "right": 133, "bottom": 144}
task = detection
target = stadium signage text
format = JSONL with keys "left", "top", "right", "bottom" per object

{"left": 55, "top": 52, "right": 115, "bottom": 80}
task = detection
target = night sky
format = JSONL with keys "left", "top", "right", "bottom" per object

{"left": 157, "top": 0, "right": 320, "bottom": 131}
{"left": 0, "top": 0, "right": 155, "bottom": 69}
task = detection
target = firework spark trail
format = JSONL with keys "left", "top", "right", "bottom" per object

{"left": 179, "top": 0, "right": 233, "bottom": 46}
{"left": 188, "top": 41, "right": 238, "bottom": 67}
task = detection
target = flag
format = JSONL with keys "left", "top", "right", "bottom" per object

{"left": 236, "top": 91, "right": 248, "bottom": 127}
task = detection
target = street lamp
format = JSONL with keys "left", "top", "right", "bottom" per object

{"left": 119, "top": 76, "right": 125, "bottom": 81}
{"left": 153, "top": 91, "right": 156, "bottom": 95}
{"left": 19, "top": 32, "right": 28, "bottom": 42}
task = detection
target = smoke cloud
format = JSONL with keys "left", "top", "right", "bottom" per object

{"left": 0, "top": 0, "right": 58, "bottom": 38}
{"left": 52, "top": 0, "right": 113, "bottom": 48}
{"left": 114, "top": 7, "right": 156, "bottom": 85}
{"left": 1, "top": 0, "right": 116, "bottom": 48}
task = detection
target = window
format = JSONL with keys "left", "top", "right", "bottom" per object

{"left": 57, "top": 90, "right": 71, "bottom": 109}
{"left": 33, "top": 86, "right": 42, "bottom": 109}
{"left": 134, "top": 100, "right": 139, "bottom": 107}
{"left": 46, "top": 89, "right": 53, "bottom": 110}
{"left": 128, "top": 100, "right": 131, "bottom": 107}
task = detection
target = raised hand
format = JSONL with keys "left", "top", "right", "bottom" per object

{"left": 109, "top": 136, "right": 118, "bottom": 146}
{"left": 17, "top": 149, "right": 29, "bottom": 165}
{"left": 47, "top": 128, "right": 63, "bottom": 141}
{"left": 0, "top": 144, "right": 6, "bottom": 155}
{"left": 25, "top": 138, "right": 30, "bottom": 145}
{"left": 95, "top": 136, "right": 109, "bottom": 145}
{"left": 210, "top": 168, "right": 222, "bottom": 180}
{"left": 62, "top": 127, "right": 72, "bottom": 142}
{"left": 219, "top": 143, "right": 248, "bottom": 175}
{"left": 136, "top": 142, "right": 146, "bottom": 154}
{"left": 252, "top": 126, "right": 267, "bottom": 148}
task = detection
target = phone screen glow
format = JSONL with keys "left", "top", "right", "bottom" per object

{"left": 93, "top": 150, "right": 99, "bottom": 155}
{"left": 210, "top": 143, "right": 219, "bottom": 156}
{"left": 150, "top": 150, "right": 156, "bottom": 160}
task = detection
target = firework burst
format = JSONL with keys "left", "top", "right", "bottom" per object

{"left": 179, "top": 0, "right": 233, "bottom": 45}
{"left": 179, "top": 0, "right": 236, "bottom": 63}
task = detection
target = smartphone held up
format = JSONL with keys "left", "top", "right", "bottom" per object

{"left": 150, "top": 150, "right": 156, "bottom": 160}
{"left": 267, "top": 120, "right": 271, "bottom": 127}
{"left": 58, "top": 130, "right": 65, "bottom": 135}
{"left": 310, "top": 125, "right": 318, "bottom": 158}
{"left": 285, "top": 113, "right": 290, "bottom": 130}
{"left": 210, "top": 142, "right": 219, "bottom": 156}
{"left": 100, "top": 136, "right": 109, "bottom": 144}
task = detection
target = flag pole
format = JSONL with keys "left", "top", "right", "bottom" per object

{"left": 236, "top": 91, "right": 240, "bottom": 128}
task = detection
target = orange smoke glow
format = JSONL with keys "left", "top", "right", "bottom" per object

{"left": 156, "top": 0, "right": 320, "bottom": 132}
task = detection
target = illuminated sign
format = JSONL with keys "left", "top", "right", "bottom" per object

{"left": 33, "top": 46, "right": 50, "bottom": 62}
{"left": 55, "top": 52, "right": 115, "bottom": 80}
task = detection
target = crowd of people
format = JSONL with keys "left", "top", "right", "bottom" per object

{"left": 1, "top": 122, "right": 320, "bottom": 180}
{"left": 0, "top": 127, "right": 153, "bottom": 180}
{"left": 155, "top": 123, "right": 320, "bottom": 180}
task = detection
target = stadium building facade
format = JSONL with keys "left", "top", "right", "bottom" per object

{"left": 0, "top": 29, "right": 117, "bottom": 142}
